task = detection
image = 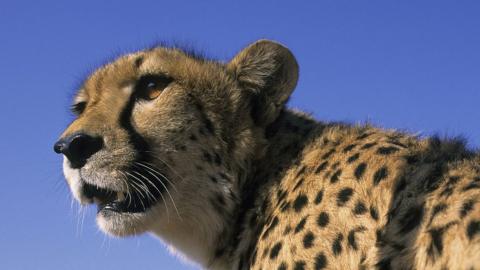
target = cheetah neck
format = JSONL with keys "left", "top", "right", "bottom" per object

{"left": 226, "top": 110, "right": 320, "bottom": 268}
{"left": 148, "top": 110, "right": 320, "bottom": 270}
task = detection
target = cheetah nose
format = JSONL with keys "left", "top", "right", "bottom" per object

{"left": 54, "top": 133, "right": 103, "bottom": 169}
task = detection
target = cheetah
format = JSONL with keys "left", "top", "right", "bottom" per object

{"left": 54, "top": 40, "right": 480, "bottom": 269}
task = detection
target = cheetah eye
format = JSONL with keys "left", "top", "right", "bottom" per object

{"left": 71, "top": 101, "right": 87, "bottom": 115}
{"left": 135, "top": 74, "right": 173, "bottom": 101}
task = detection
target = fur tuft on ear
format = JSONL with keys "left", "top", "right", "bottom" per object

{"left": 228, "top": 40, "right": 299, "bottom": 125}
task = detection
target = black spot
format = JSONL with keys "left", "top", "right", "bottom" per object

{"left": 347, "top": 230, "right": 358, "bottom": 250}
{"left": 377, "top": 146, "right": 400, "bottom": 155}
{"left": 376, "top": 258, "right": 392, "bottom": 270}
{"left": 440, "top": 176, "right": 460, "bottom": 197}
{"left": 294, "top": 261, "right": 306, "bottom": 270}
{"left": 357, "top": 133, "right": 372, "bottom": 140}
{"left": 218, "top": 172, "right": 231, "bottom": 182}
{"left": 347, "top": 153, "right": 360, "bottom": 163}
{"left": 262, "top": 216, "right": 279, "bottom": 240}
{"left": 277, "top": 189, "right": 287, "bottom": 203}
{"left": 214, "top": 153, "right": 222, "bottom": 166}
{"left": 429, "top": 203, "right": 447, "bottom": 225}
{"left": 204, "top": 118, "right": 215, "bottom": 134}
{"left": 317, "top": 212, "right": 329, "bottom": 227}
{"left": 393, "top": 177, "right": 407, "bottom": 196}
{"left": 283, "top": 225, "right": 292, "bottom": 235}
{"left": 467, "top": 220, "right": 480, "bottom": 240}
{"left": 460, "top": 199, "right": 476, "bottom": 218}
{"left": 332, "top": 161, "right": 340, "bottom": 169}
{"left": 370, "top": 206, "right": 379, "bottom": 221}
{"left": 361, "top": 142, "right": 377, "bottom": 149}
{"left": 314, "top": 252, "right": 327, "bottom": 269}
{"left": 337, "top": 187, "right": 354, "bottom": 206}
{"left": 293, "top": 194, "right": 308, "bottom": 212}
{"left": 277, "top": 262, "right": 287, "bottom": 270}
{"left": 321, "top": 149, "right": 335, "bottom": 159}
{"left": 296, "top": 166, "right": 306, "bottom": 177}
{"left": 347, "top": 228, "right": 363, "bottom": 250}
{"left": 270, "top": 242, "right": 283, "bottom": 259}
{"left": 134, "top": 56, "right": 144, "bottom": 68}
{"left": 189, "top": 134, "right": 197, "bottom": 141}
{"left": 462, "top": 179, "right": 480, "bottom": 192}
{"left": 315, "top": 161, "right": 329, "bottom": 174}
{"left": 373, "top": 167, "right": 389, "bottom": 185}
{"left": 354, "top": 163, "right": 367, "bottom": 180}
{"left": 427, "top": 227, "right": 445, "bottom": 258}
{"left": 209, "top": 175, "right": 218, "bottom": 183}
{"left": 280, "top": 201, "right": 291, "bottom": 212}
{"left": 177, "top": 144, "right": 187, "bottom": 151}
{"left": 424, "top": 165, "right": 446, "bottom": 193}
{"left": 405, "top": 154, "right": 420, "bottom": 164}
{"left": 354, "top": 201, "right": 367, "bottom": 215}
{"left": 294, "top": 216, "right": 308, "bottom": 234}
{"left": 332, "top": 233, "right": 343, "bottom": 255}
{"left": 314, "top": 190, "right": 324, "bottom": 205}
{"left": 303, "top": 231, "right": 315, "bottom": 248}
{"left": 376, "top": 229, "right": 384, "bottom": 246}
{"left": 398, "top": 205, "right": 424, "bottom": 234}
{"left": 202, "top": 151, "right": 213, "bottom": 163}
{"left": 261, "top": 246, "right": 269, "bottom": 259}
{"left": 330, "top": 169, "right": 342, "bottom": 183}
{"left": 293, "top": 178, "right": 305, "bottom": 191}
{"left": 343, "top": 144, "right": 357, "bottom": 153}
{"left": 387, "top": 139, "right": 407, "bottom": 147}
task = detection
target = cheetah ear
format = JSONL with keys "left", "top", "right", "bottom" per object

{"left": 227, "top": 40, "right": 299, "bottom": 125}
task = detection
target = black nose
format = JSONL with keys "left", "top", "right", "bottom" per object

{"left": 54, "top": 133, "right": 103, "bottom": 168}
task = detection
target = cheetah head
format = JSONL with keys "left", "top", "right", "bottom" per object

{"left": 54, "top": 40, "right": 298, "bottom": 264}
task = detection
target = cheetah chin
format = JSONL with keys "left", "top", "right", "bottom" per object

{"left": 55, "top": 40, "right": 480, "bottom": 270}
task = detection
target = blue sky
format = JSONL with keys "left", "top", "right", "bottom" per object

{"left": 0, "top": 1, "right": 479, "bottom": 269}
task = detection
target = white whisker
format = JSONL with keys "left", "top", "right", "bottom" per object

{"left": 134, "top": 163, "right": 181, "bottom": 219}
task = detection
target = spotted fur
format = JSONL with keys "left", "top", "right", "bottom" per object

{"left": 56, "top": 40, "right": 480, "bottom": 269}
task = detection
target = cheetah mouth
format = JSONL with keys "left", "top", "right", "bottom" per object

{"left": 82, "top": 168, "right": 169, "bottom": 214}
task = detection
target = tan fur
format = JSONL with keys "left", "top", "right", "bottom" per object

{"left": 56, "top": 40, "right": 480, "bottom": 269}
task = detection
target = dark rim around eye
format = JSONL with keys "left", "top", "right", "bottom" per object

{"left": 135, "top": 74, "right": 173, "bottom": 100}
{"left": 71, "top": 101, "right": 87, "bottom": 115}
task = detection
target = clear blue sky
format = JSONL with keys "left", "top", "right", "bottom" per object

{"left": 0, "top": 1, "right": 479, "bottom": 269}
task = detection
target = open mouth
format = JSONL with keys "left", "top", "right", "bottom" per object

{"left": 82, "top": 169, "right": 167, "bottom": 213}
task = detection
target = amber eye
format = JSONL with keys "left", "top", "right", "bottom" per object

{"left": 135, "top": 74, "right": 172, "bottom": 101}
